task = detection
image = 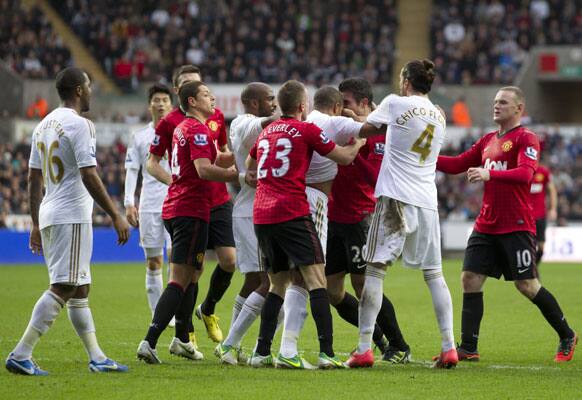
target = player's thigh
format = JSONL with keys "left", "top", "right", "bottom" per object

{"left": 234, "top": 217, "right": 262, "bottom": 274}
{"left": 362, "top": 197, "right": 407, "bottom": 266}
{"left": 499, "top": 231, "right": 539, "bottom": 281}
{"left": 326, "top": 271, "right": 346, "bottom": 304}
{"left": 298, "top": 263, "right": 326, "bottom": 290}
{"left": 307, "top": 187, "right": 328, "bottom": 257}
{"left": 535, "top": 218, "right": 546, "bottom": 244}
{"left": 255, "top": 223, "right": 291, "bottom": 275}
{"left": 463, "top": 231, "right": 503, "bottom": 279}
{"left": 207, "top": 201, "right": 235, "bottom": 250}
{"left": 401, "top": 206, "right": 442, "bottom": 270}
{"left": 278, "top": 216, "right": 326, "bottom": 269}
{"left": 325, "top": 222, "right": 350, "bottom": 276}
{"left": 41, "top": 223, "right": 92, "bottom": 286}
{"left": 164, "top": 216, "right": 208, "bottom": 269}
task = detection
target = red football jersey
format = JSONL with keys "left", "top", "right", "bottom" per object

{"left": 439, "top": 126, "right": 540, "bottom": 234}
{"left": 328, "top": 134, "right": 384, "bottom": 223}
{"left": 150, "top": 106, "right": 230, "bottom": 208}
{"left": 530, "top": 164, "right": 551, "bottom": 219}
{"left": 250, "top": 117, "right": 336, "bottom": 224}
{"left": 162, "top": 117, "right": 215, "bottom": 222}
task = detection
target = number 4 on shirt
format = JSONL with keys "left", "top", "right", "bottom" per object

{"left": 410, "top": 123, "right": 435, "bottom": 164}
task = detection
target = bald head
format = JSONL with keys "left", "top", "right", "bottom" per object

{"left": 314, "top": 86, "right": 343, "bottom": 116}
{"left": 241, "top": 82, "right": 276, "bottom": 117}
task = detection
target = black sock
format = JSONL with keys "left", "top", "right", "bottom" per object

{"left": 201, "top": 265, "right": 233, "bottom": 315}
{"left": 175, "top": 283, "right": 197, "bottom": 343}
{"left": 532, "top": 287, "right": 574, "bottom": 340}
{"left": 377, "top": 295, "right": 408, "bottom": 350}
{"left": 334, "top": 292, "right": 359, "bottom": 326}
{"left": 256, "top": 292, "right": 284, "bottom": 356}
{"left": 145, "top": 282, "right": 184, "bottom": 348}
{"left": 187, "top": 282, "right": 198, "bottom": 333}
{"left": 310, "top": 288, "right": 334, "bottom": 357}
{"left": 536, "top": 249, "right": 543, "bottom": 264}
{"left": 461, "top": 292, "right": 483, "bottom": 352}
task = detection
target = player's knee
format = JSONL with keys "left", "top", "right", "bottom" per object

{"left": 327, "top": 288, "right": 344, "bottom": 306}
{"left": 461, "top": 271, "right": 483, "bottom": 292}
{"left": 350, "top": 274, "right": 365, "bottom": 297}
{"left": 514, "top": 279, "right": 540, "bottom": 300}
{"left": 216, "top": 247, "right": 236, "bottom": 272}
{"left": 146, "top": 255, "right": 163, "bottom": 271}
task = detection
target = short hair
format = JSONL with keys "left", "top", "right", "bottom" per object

{"left": 241, "top": 82, "right": 270, "bottom": 105}
{"left": 338, "top": 77, "right": 373, "bottom": 103}
{"left": 178, "top": 80, "right": 206, "bottom": 111}
{"left": 55, "top": 67, "right": 87, "bottom": 101}
{"left": 499, "top": 86, "right": 525, "bottom": 105}
{"left": 277, "top": 80, "right": 306, "bottom": 115}
{"left": 147, "top": 83, "right": 172, "bottom": 103}
{"left": 172, "top": 65, "right": 201, "bottom": 88}
{"left": 314, "top": 86, "right": 343, "bottom": 110}
{"left": 402, "top": 59, "right": 436, "bottom": 94}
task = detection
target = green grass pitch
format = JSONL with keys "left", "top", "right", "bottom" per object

{"left": 0, "top": 260, "right": 580, "bottom": 399}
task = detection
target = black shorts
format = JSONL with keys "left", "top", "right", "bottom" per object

{"left": 254, "top": 216, "right": 325, "bottom": 274}
{"left": 325, "top": 219, "right": 369, "bottom": 276}
{"left": 164, "top": 216, "right": 209, "bottom": 268}
{"left": 535, "top": 218, "right": 547, "bottom": 242}
{"left": 207, "top": 201, "right": 235, "bottom": 249}
{"left": 463, "top": 230, "right": 538, "bottom": 281}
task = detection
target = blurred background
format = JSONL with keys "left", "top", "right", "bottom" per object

{"left": 1, "top": 0, "right": 580, "bottom": 262}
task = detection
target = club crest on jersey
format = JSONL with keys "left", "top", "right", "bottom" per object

{"left": 525, "top": 146, "right": 538, "bottom": 160}
{"left": 194, "top": 134, "right": 208, "bottom": 146}
{"left": 502, "top": 140, "right": 513, "bottom": 152}
{"left": 153, "top": 135, "right": 160, "bottom": 146}
{"left": 320, "top": 132, "right": 330, "bottom": 144}
{"left": 534, "top": 173, "right": 544, "bottom": 182}
{"left": 374, "top": 142, "right": 385, "bottom": 155}
{"left": 208, "top": 120, "right": 219, "bottom": 132}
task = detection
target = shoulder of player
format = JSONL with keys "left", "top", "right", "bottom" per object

{"left": 63, "top": 111, "right": 96, "bottom": 140}
{"left": 131, "top": 124, "right": 154, "bottom": 144}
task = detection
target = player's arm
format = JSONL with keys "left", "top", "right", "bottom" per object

{"left": 215, "top": 150, "right": 235, "bottom": 168}
{"left": 124, "top": 167, "right": 139, "bottom": 227}
{"left": 547, "top": 179, "right": 558, "bottom": 221}
{"left": 325, "top": 138, "right": 367, "bottom": 166}
{"left": 146, "top": 153, "right": 172, "bottom": 185}
{"left": 28, "top": 167, "right": 44, "bottom": 255}
{"left": 359, "top": 122, "right": 386, "bottom": 138}
{"left": 437, "top": 146, "right": 482, "bottom": 175}
{"left": 194, "top": 158, "right": 238, "bottom": 182}
{"left": 244, "top": 150, "right": 258, "bottom": 188}
{"left": 80, "top": 166, "right": 130, "bottom": 244}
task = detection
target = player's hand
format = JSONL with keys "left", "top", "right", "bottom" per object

{"left": 352, "top": 137, "right": 367, "bottom": 150}
{"left": 29, "top": 226, "right": 43, "bottom": 255}
{"left": 112, "top": 215, "right": 130, "bottom": 245}
{"left": 125, "top": 206, "right": 139, "bottom": 228}
{"left": 245, "top": 170, "right": 258, "bottom": 188}
{"left": 548, "top": 208, "right": 558, "bottom": 222}
{"left": 467, "top": 167, "right": 490, "bottom": 183}
{"left": 342, "top": 108, "right": 358, "bottom": 119}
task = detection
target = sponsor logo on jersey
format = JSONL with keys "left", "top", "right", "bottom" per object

{"left": 194, "top": 134, "right": 208, "bottom": 146}
{"left": 208, "top": 120, "right": 219, "bottom": 132}
{"left": 484, "top": 158, "right": 507, "bottom": 171}
{"left": 525, "top": 146, "right": 538, "bottom": 160}
{"left": 502, "top": 140, "right": 513, "bottom": 152}
{"left": 530, "top": 182, "right": 543, "bottom": 194}
{"left": 320, "top": 132, "right": 330, "bottom": 144}
{"left": 153, "top": 135, "right": 160, "bottom": 146}
{"left": 374, "top": 142, "right": 385, "bottom": 155}
{"left": 90, "top": 145, "right": 96, "bottom": 158}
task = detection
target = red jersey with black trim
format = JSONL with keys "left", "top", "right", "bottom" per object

{"left": 328, "top": 134, "right": 384, "bottom": 223}
{"left": 530, "top": 164, "right": 551, "bottom": 219}
{"left": 250, "top": 117, "right": 336, "bottom": 224}
{"left": 150, "top": 107, "right": 230, "bottom": 208}
{"left": 162, "top": 117, "right": 215, "bottom": 222}
{"left": 438, "top": 126, "right": 540, "bottom": 234}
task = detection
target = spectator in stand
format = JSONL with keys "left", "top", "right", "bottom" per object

{"left": 451, "top": 95, "right": 472, "bottom": 127}
{"left": 26, "top": 95, "right": 49, "bottom": 119}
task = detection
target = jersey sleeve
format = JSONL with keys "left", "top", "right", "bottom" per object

{"left": 124, "top": 132, "right": 141, "bottom": 170}
{"left": 305, "top": 123, "right": 336, "bottom": 156}
{"left": 215, "top": 110, "right": 228, "bottom": 148}
{"left": 28, "top": 131, "right": 42, "bottom": 169}
{"left": 367, "top": 95, "right": 395, "bottom": 128}
{"left": 240, "top": 117, "right": 264, "bottom": 149}
{"left": 150, "top": 118, "right": 171, "bottom": 157}
{"left": 330, "top": 116, "right": 363, "bottom": 145}
{"left": 517, "top": 131, "right": 540, "bottom": 172}
{"left": 437, "top": 136, "right": 484, "bottom": 174}
{"left": 249, "top": 141, "right": 258, "bottom": 160}
{"left": 71, "top": 119, "right": 97, "bottom": 168}
{"left": 189, "top": 129, "right": 213, "bottom": 161}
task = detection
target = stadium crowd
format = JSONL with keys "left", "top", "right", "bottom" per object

{"left": 50, "top": 0, "right": 398, "bottom": 90}
{"left": 1, "top": 127, "right": 581, "bottom": 228}
{"left": 430, "top": 0, "right": 582, "bottom": 84}
{"left": 0, "top": 1, "right": 72, "bottom": 79}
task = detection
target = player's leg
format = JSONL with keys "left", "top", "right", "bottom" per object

{"left": 139, "top": 212, "right": 165, "bottom": 316}
{"left": 278, "top": 271, "right": 309, "bottom": 364}
{"left": 535, "top": 218, "right": 546, "bottom": 266}
{"left": 506, "top": 232, "right": 577, "bottom": 362}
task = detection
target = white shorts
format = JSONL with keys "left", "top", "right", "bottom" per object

{"left": 139, "top": 212, "right": 171, "bottom": 258}
{"left": 363, "top": 196, "right": 441, "bottom": 270}
{"left": 306, "top": 186, "right": 328, "bottom": 257}
{"left": 233, "top": 216, "right": 261, "bottom": 274}
{"left": 41, "top": 223, "right": 92, "bottom": 286}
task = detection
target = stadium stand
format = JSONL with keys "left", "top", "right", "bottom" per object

{"left": 50, "top": 0, "right": 399, "bottom": 88}
{"left": 0, "top": 0, "right": 72, "bottom": 79}
{"left": 430, "top": 0, "right": 582, "bottom": 84}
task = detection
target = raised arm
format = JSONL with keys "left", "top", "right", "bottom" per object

{"left": 325, "top": 138, "right": 367, "bottom": 166}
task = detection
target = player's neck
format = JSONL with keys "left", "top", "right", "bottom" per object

{"left": 497, "top": 120, "right": 521, "bottom": 136}
{"left": 186, "top": 110, "right": 207, "bottom": 124}
{"left": 281, "top": 112, "right": 303, "bottom": 120}
{"left": 61, "top": 100, "right": 81, "bottom": 114}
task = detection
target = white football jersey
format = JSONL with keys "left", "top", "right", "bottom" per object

{"left": 305, "top": 110, "right": 363, "bottom": 184}
{"left": 367, "top": 94, "right": 446, "bottom": 210}
{"left": 230, "top": 114, "right": 264, "bottom": 218}
{"left": 124, "top": 123, "right": 170, "bottom": 213}
{"left": 29, "top": 107, "right": 97, "bottom": 230}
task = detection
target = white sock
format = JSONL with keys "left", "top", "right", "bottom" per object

{"left": 229, "top": 295, "right": 246, "bottom": 331}
{"left": 358, "top": 266, "right": 386, "bottom": 353}
{"left": 224, "top": 292, "right": 264, "bottom": 348}
{"left": 67, "top": 298, "right": 107, "bottom": 362}
{"left": 279, "top": 285, "right": 308, "bottom": 358}
{"left": 423, "top": 268, "right": 455, "bottom": 352}
{"left": 146, "top": 269, "right": 163, "bottom": 316}
{"left": 12, "top": 291, "right": 64, "bottom": 361}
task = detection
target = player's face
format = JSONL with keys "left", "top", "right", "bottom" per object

{"left": 149, "top": 93, "right": 172, "bottom": 120}
{"left": 79, "top": 73, "right": 91, "bottom": 112}
{"left": 493, "top": 90, "right": 521, "bottom": 124}
{"left": 192, "top": 85, "right": 215, "bottom": 117}
{"left": 341, "top": 91, "right": 366, "bottom": 116}
{"left": 176, "top": 72, "right": 202, "bottom": 93}
{"left": 258, "top": 88, "right": 277, "bottom": 117}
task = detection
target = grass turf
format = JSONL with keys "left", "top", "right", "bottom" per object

{"left": 0, "top": 260, "right": 580, "bottom": 399}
